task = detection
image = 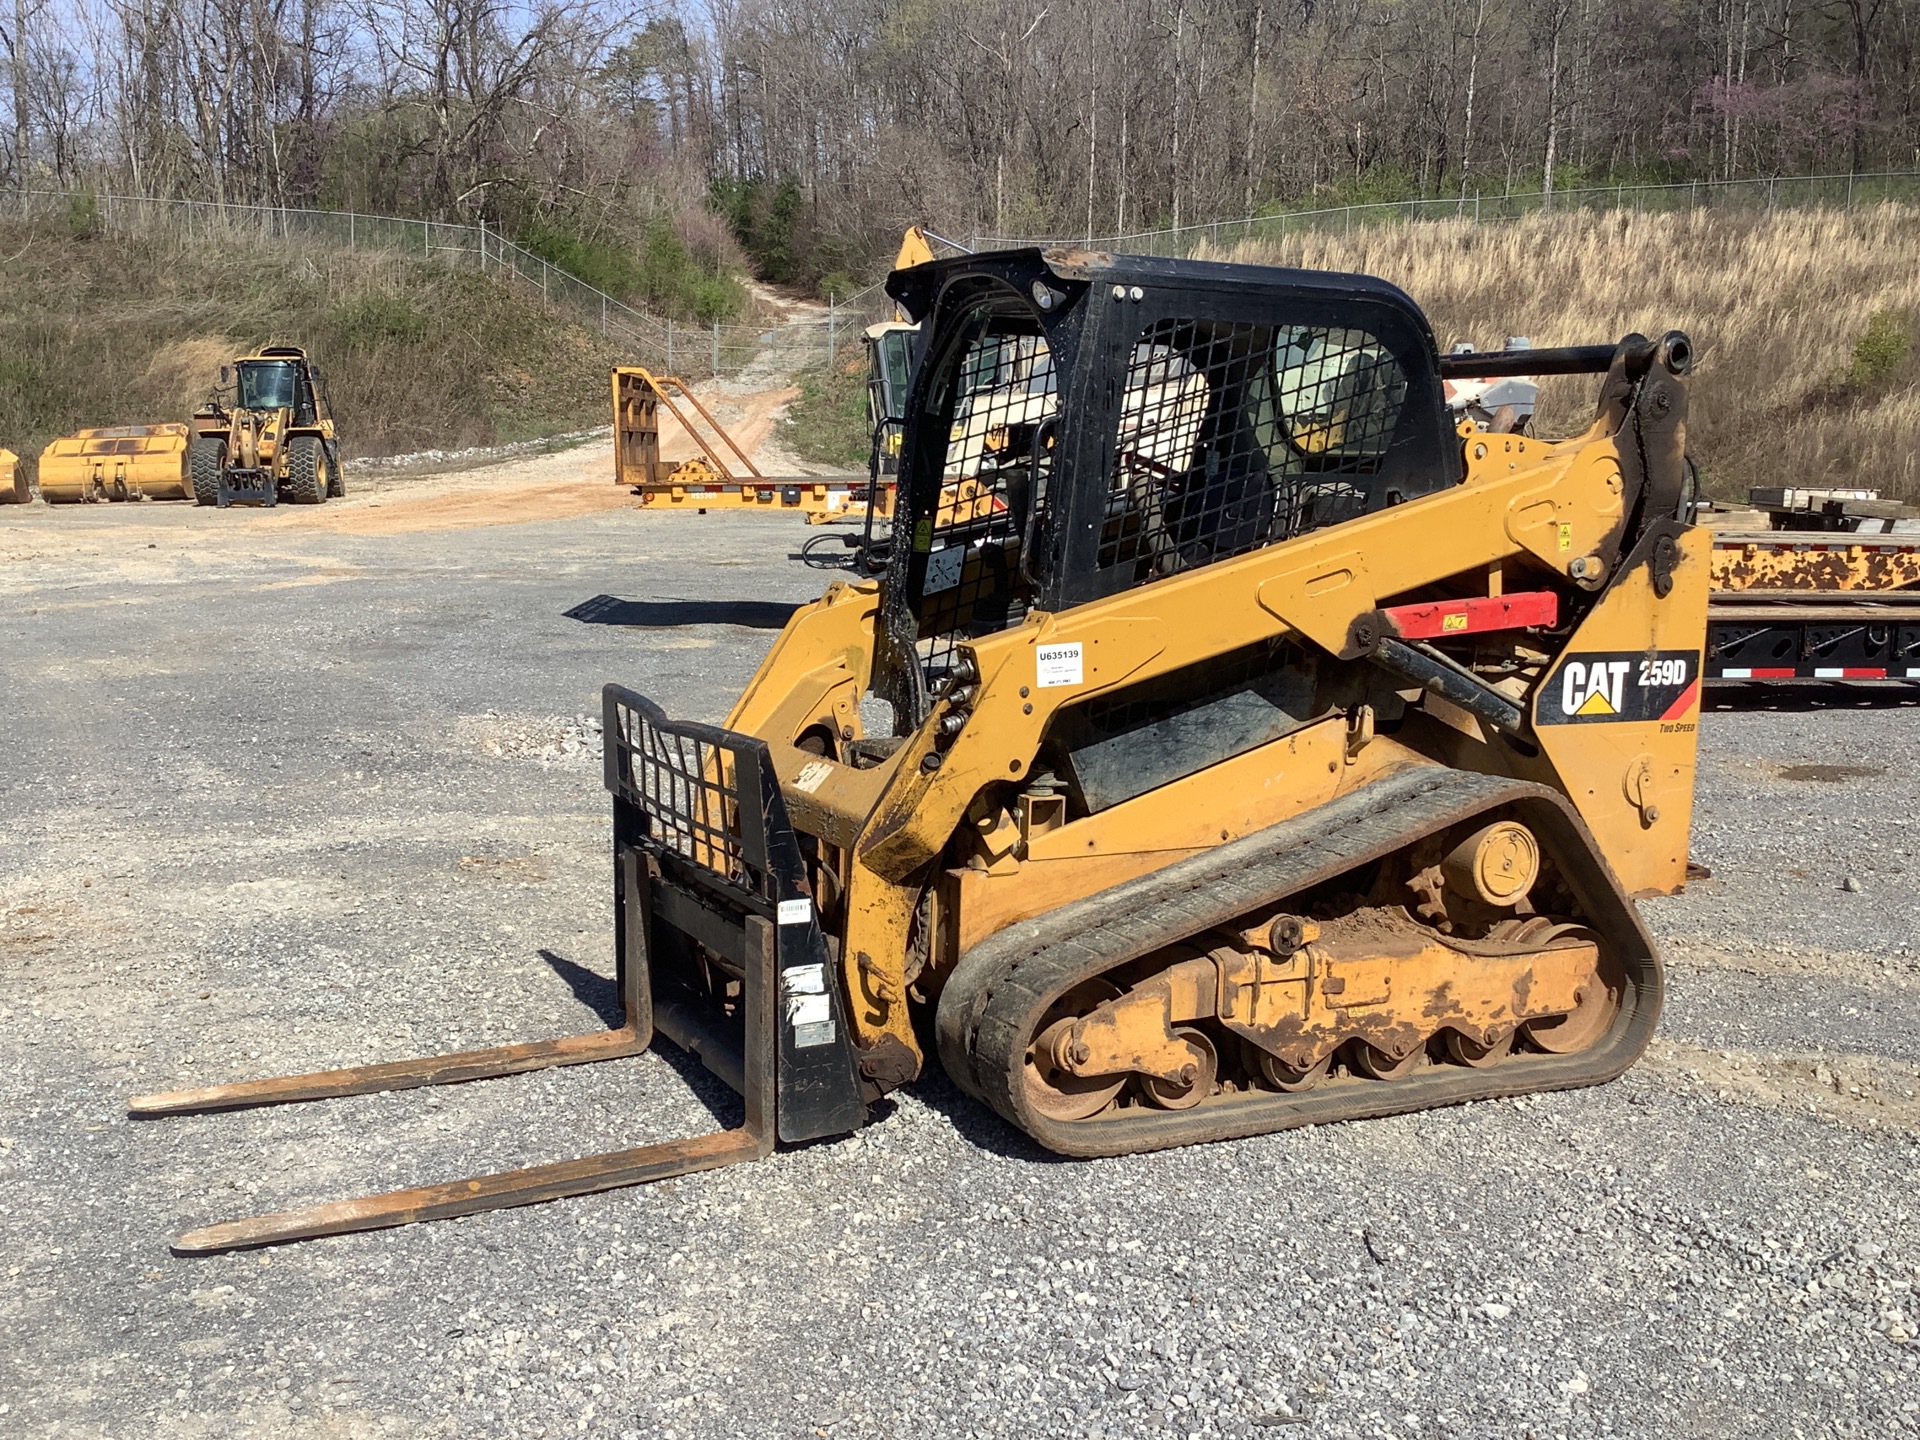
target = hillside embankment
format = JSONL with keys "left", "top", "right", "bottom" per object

{"left": 1214, "top": 204, "right": 1920, "bottom": 500}
{"left": 0, "top": 219, "right": 635, "bottom": 477}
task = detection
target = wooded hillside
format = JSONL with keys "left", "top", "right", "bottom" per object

{"left": 5, "top": 1, "right": 1918, "bottom": 291}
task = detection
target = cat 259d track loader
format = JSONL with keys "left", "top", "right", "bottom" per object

{"left": 136, "top": 249, "right": 1705, "bottom": 1253}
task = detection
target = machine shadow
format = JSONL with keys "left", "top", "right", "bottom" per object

{"left": 1706, "top": 683, "right": 1920, "bottom": 713}
{"left": 540, "top": 948, "right": 625, "bottom": 1028}
{"left": 564, "top": 594, "right": 802, "bottom": 630}
{"left": 901, "top": 1064, "right": 1071, "bottom": 1168}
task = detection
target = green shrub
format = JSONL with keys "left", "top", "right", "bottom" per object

{"left": 330, "top": 295, "right": 429, "bottom": 344}
{"left": 1848, "top": 310, "right": 1914, "bottom": 391}
{"left": 64, "top": 193, "right": 101, "bottom": 240}
{"left": 711, "top": 175, "right": 817, "bottom": 288}
{"left": 689, "top": 275, "right": 745, "bottom": 324}
{"left": 516, "top": 213, "right": 648, "bottom": 298}
{"left": 781, "top": 356, "right": 873, "bottom": 470}
{"left": 514, "top": 210, "right": 744, "bottom": 323}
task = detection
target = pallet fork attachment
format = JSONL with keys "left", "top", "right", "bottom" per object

{"left": 612, "top": 367, "right": 764, "bottom": 487}
{"left": 132, "top": 686, "right": 865, "bottom": 1254}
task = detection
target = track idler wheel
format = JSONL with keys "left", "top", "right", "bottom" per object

{"left": 1248, "top": 1043, "right": 1331, "bottom": 1093}
{"left": 1349, "top": 1040, "right": 1424, "bottom": 1081}
{"left": 1522, "top": 976, "right": 1619, "bottom": 1055}
{"left": 1444, "top": 1028, "right": 1516, "bottom": 1068}
{"left": 1023, "top": 979, "right": 1126, "bottom": 1121}
{"left": 1495, "top": 919, "right": 1619, "bottom": 1056}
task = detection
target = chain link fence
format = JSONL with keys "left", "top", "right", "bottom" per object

{"left": 972, "top": 171, "right": 1920, "bottom": 257}
{"left": 0, "top": 188, "right": 891, "bottom": 381}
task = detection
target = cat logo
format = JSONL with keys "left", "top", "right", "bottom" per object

{"left": 1538, "top": 649, "right": 1700, "bottom": 726}
{"left": 1562, "top": 659, "right": 1629, "bottom": 716}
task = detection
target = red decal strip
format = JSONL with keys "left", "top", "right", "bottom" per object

{"left": 1381, "top": 591, "right": 1559, "bottom": 640}
{"left": 1659, "top": 678, "right": 1701, "bottom": 720}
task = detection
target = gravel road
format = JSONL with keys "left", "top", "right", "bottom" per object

{"left": 2, "top": 496, "right": 1916, "bottom": 1440}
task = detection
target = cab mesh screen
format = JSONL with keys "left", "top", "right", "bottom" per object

{"left": 911, "top": 328, "right": 1056, "bottom": 691}
{"left": 1097, "top": 318, "right": 1408, "bottom": 583}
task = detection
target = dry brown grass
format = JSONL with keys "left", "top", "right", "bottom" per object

{"left": 1209, "top": 205, "right": 1920, "bottom": 500}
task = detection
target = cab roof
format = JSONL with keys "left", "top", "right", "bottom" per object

{"left": 884, "top": 246, "right": 1430, "bottom": 329}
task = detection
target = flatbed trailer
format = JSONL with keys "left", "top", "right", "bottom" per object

{"left": 1704, "top": 494, "right": 1920, "bottom": 683}
{"left": 612, "top": 366, "right": 890, "bottom": 524}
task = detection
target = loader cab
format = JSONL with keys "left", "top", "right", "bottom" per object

{"left": 234, "top": 350, "right": 318, "bottom": 425}
{"left": 877, "top": 249, "right": 1459, "bottom": 714}
{"left": 865, "top": 321, "right": 920, "bottom": 476}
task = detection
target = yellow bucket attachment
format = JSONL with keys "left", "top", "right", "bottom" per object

{"left": 39, "top": 424, "right": 192, "bottom": 504}
{"left": 0, "top": 448, "right": 26, "bottom": 505}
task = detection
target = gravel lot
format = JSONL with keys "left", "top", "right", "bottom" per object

{"left": 3, "top": 489, "right": 1917, "bottom": 1440}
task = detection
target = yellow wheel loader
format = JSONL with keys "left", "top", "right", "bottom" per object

{"left": 136, "top": 250, "right": 1706, "bottom": 1254}
{"left": 189, "top": 347, "right": 344, "bottom": 508}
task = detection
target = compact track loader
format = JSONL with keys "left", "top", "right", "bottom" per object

{"left": 0, "top": 447, "right": 25, "bottom": 504}
{"left": 190, "top": 347, "right": 344, "bottom": 507}
{"left": 136, "top": 250, "right": 1705, "bottom": 1254}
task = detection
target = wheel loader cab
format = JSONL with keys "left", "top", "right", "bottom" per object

{"left": 234, "top": 358, "right": 313, "bottom": 423}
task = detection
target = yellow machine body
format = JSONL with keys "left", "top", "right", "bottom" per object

{"left": 614, "top": 366, "right": 888, "bottom": 525}
{"left": 1702, "top": 492, "right": 1920, "bottom": 682}
{"left": 1711, "top": 532, "right": 1920, "bottom": 593}
{"left": 0, "top": 447, "right": 25, "bottom": 504}
{"left": 137, "top": 250, "right": 1708, "bottom": 1254}
{"left": 37, "top": 425, "right": 193, "bottom": 504}
{"left": 721, "top": 435, "right": 1706, "bottom": 1080}
{"left": 188, "top": 347, "right": 342, "bottom": 507}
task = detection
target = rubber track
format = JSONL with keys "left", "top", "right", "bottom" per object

{"left": 934, "top": 765, "right": 1664, "bottom": 1157}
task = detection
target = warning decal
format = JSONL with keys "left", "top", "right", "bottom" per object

{"left": 1537, "top": 650, "right": 1700, "bottom": 725}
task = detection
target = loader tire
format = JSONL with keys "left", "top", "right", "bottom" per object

{"left": 189, "top": 439, "right": 225, "bottom": 507}
{"left": 324, "top": 444, "right": 346, "bottom": 499}
{"left": 284, "top": 437, "right": 326, "bottom": 504}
